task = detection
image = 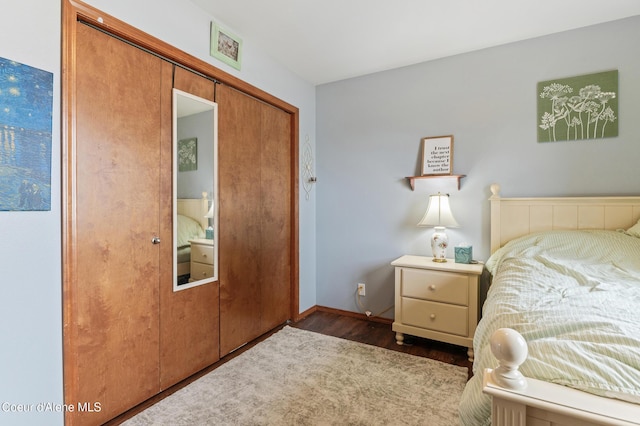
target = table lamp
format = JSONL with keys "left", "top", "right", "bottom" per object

{"left": 205, "top": 202, "right": 214, "bottom": 239}
{"left": 417, "top": 193, "right": 459, "bottom": 262}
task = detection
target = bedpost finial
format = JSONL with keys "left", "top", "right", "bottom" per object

{"left": 490, "top": 183, "right": 501, "bottom": 197}
{"left": 489, "top": 328, "right": 528, "bottom": 391}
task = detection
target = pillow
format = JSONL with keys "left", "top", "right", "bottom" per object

{"left": 177, "top": 214, "right": 204, "bottom": 248}
{"left": 627, "top": 219, "right": 640, "bottom": 238}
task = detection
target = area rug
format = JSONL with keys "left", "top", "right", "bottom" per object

{"left": 123, "top": 326, "right": 468, "bottom": 425}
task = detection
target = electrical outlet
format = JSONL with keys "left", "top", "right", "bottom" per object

{"left": 357, "top": 283, "right": 366, "bottom": 296}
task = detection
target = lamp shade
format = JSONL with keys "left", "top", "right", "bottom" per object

{"left": 417, "top": 193, "right": 459, "bottom": 228}
{"left": 205, "top": 202, "right": 214, "bottom": 219}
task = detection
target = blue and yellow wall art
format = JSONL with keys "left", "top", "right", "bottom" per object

{"left": 0, "top": 57, "right": 53, "bottom": 211}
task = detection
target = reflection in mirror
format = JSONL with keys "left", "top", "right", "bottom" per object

{"left": 173, "top": 88, "right": 218, "bottom": 291}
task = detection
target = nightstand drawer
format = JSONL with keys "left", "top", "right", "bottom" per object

{"left": 191, "top": 243, "right": 214, "bottom": 265}
{"left": 401, "top": 268, "right": 468, "bottom": 305}
{"left": 191, "top": 262, "right": 214, "bottom": 280}
{"left": 401, "top": 298, "right": 468, "bottom": 336}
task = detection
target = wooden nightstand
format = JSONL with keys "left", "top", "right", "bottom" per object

{"left": 189, "top": 238, "right": 214, "bottom": 281}
{"left": 391, "top": 255, "right": 483, "bottom": 361}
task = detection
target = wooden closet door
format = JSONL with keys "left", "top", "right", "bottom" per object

{"left": 159, "top": 66, "right": 220, "bottom": 389}
{"left": 66, "top": 23, "right": 167, "bottom": 425}
{"left": 259, "top": 103, "right": 292, "bottom": 330}
{"left": 217, "top": 85, "right": 263, "bottom": 355}
{"left": 217, "top": 85, "right": 291, "bottom": 355}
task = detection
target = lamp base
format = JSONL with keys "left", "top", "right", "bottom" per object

{"left": 431, "top": 226, "right": 449, "bottom": 263}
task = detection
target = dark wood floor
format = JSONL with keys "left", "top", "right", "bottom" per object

{"left": 108, "top": 309, "right": 471, "bottom": 424}
{"left": 291, "top": 310, "right": 472, "bottom": 374}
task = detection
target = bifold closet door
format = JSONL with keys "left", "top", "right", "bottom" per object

{"left": 65, "top": 23, "right": 169, "bottom": 425}
{"left": 159, "top": 66, "right": 220, "bottom": 389}
{"left": 258, "top": 98, "right": 292, "bottom": 332}
{"left": 217, "top": 84, "right": 292, "bottom": 356}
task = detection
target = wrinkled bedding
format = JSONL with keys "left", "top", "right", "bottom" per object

{"left": 459, "top": 230, "right": 640, "bottom": 426}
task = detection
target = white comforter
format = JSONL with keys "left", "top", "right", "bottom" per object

{"left": 459, "top": 230, "right": 640, "bottom": 426}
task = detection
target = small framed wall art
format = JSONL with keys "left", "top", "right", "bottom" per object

{"left": 178, "top": 137, "right": 198, "bottom": 172}
{"left": 210, "top": 22, "right": 243, "bottom": 70}
{"left": 421, "top": 135, "right": 453, "bottom": 176}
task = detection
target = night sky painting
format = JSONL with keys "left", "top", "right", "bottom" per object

{"left": 0, "top": 57, "right": 53, "bottom": 211}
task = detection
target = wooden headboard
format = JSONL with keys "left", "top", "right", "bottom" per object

{"left": 490, "top": 183, "right": 640, "bottom": 254}
{"left": 177, "top": 191, "right": 209, "bottom": 231}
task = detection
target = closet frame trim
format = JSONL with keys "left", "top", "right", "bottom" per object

{"left": 62, "top": 0, "right": 300, "bottom": 423}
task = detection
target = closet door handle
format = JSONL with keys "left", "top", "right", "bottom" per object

{"left": 151, "top": 236, "right": 161, "bottom": 244}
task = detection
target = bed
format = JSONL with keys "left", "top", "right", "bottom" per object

{"left": 459, "top": 184, "right": 640, "bottom": 426}
{"left": 176, "top": 193, "right": 209, "bottom": 277}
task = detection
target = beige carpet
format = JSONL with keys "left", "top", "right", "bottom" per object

{"left": 123, "top": 326, "right": 468, "bottom": 425}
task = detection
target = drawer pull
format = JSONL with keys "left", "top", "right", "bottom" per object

{"left": 430, "top": 314, "right": 436, "bottom": 320}
{"left": 429, "top": 285, "right": 436, "bottom": 291}
{"left": 201, "top": 253, "right": 208, "bottom": 258}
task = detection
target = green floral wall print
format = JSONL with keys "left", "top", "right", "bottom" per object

{"left": 537, "top": 70, "right": 618, "bottom": 142}
{"left": 178, "top": 137, "right": 197, "bottom": 172}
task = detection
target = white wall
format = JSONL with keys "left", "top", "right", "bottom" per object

{"left": 0, "top": 1, "right": 315, "bottom": 425}
{"left": 0, "top": 1, "right": 62, "bottom": 425}
{"left": 316, "top": 16, "right": 640, "bottom": 318}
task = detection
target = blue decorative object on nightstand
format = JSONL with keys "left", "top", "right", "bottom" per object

{"left": 455, "top": 245, "right": 472, "bottom": 264}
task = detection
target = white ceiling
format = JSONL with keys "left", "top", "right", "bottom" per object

{"left": 192, "top": 0, "right": 640, "bottom": 85}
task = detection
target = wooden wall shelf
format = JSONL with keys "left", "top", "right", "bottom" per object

{"left": 406, "top": 174, "right": 466, "bottom": 190}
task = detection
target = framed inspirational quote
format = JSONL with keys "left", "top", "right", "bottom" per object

{"left": 421, "top": 135, "right": 453, "bottom": 176}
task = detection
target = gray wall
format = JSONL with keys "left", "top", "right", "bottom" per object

{"left": 316, "top": 16, "right": 640, "bottom": 318}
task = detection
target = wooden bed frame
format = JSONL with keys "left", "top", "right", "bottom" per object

{"left": 482, "top": 183, "right": 640, "bottom": 426}
{"left": 176, "top": 192, "right": 210, "bottom": 276}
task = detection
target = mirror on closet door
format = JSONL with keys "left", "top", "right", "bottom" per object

{"left": 173, "top": 88, "right": 218, "bottom": 291}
